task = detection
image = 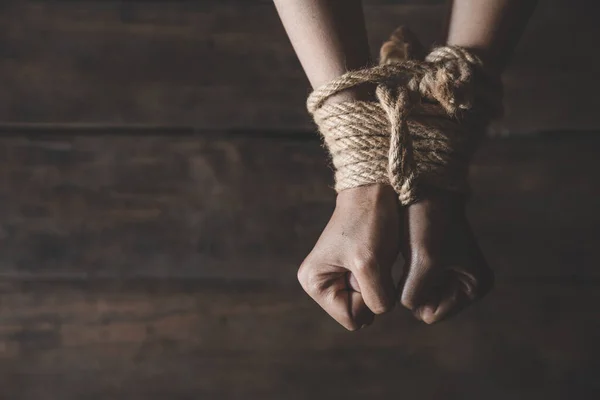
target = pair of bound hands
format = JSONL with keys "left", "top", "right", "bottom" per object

{"left": 298, "top": 183, "right": 494, "bottom": 330}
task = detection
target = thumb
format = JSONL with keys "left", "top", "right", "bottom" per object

{"left": 414, "top": 269, "right": 476, "bottom": 324}
{"left": 399, "top": 256, "right": 438, "bottom": 314}
{"left": 349, "top": 254, "right": 397, "bottom": 315}
{"left": 401, "top": 262, "right": 480, "bottom": 324}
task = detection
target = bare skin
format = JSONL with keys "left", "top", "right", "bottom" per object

{"left": 405, "top": 0, "right": 538, "bottom": 324}
{"left": 298, "top": 184, "right": 399, "bottom": 330}
{"left": 274, "top": 0, "right": 536, "bottom": 328}
{"left": 447, "top": 0, "right": 538, "bottom": 72}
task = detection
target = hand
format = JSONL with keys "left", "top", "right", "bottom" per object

{"left": 297, "top": 184, "right": 401, "bottom": 331}
{"left": 399, "top": 189, "right": 494, "bottom": 324}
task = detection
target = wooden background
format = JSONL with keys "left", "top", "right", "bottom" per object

{"left": 0, "top": 1, "right": 599, "bottom": 399}
{"left": 0, "top": 0, "right": 599, "bottom": 133}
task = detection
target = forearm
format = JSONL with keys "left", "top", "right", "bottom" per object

{"left": 273, "top": 0, "right": 373, "bottom": 104}
{"left": 446, "top": 0, "right": 538, "bottom": 72}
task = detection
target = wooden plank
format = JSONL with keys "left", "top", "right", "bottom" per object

{"left": 0, "top": 279, "right": 598, "bottom": 399}
{"left": 0, "top": 0, "right": 598, "bottom": 133}
{"left": 0, "top": 131, "right": 598, "bottom": 280}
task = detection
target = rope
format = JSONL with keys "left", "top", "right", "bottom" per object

{"left": 307, "top": 27, "right": 502, "bottom": 205}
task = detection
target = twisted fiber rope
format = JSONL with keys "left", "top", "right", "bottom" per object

{"left": 307, "top": 31, "right": 502, "bottom": 205}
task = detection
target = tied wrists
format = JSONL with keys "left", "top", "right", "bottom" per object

{"left": 307, "top": 27, "right": 503, "bottom": 206}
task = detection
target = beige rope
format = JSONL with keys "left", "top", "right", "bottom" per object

{"left": 307, "top": 27, "right": 502, "bottom": 205}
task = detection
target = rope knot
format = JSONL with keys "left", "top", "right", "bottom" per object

{"left": 419, "top": 46, "right": 482, "bottom": 115}
{"left": 307, "top": 27, "right": 502, "bottom": 205}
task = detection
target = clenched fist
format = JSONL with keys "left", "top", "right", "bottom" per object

{"left": 297, "top": 184, "right": 401, "bottom": 330}
{"left": 298, "top": 184, "right": 494, "bottom": 330}
{"left": 400, "top": 189, "right": 494, "bottom": 324}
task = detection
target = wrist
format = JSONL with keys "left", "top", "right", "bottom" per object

{"left": 336, "top": 184, "right": 398, "bottom": 209}
{"left": 413, "top": 186, "right": 467, "bottom": 217}
{"left": 323, "top": 83, "right": 377, "bottom": 107}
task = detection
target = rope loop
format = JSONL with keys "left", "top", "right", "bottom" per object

{"left": 307, "top": 27, "right": 502, "bottom": 205}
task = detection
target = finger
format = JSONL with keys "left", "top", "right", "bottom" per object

{"left": 345, "top": 272, "right": 376, "bottom": 326}
{"left": 399, "top": 256, "right": 438, "bottom": 312}
{"left": 347, "top": 272, "right": 379, "bottom": 326}
{"left": 415, "top": 268, "right": 479, "bottom": 324}
{"left": 416, "top": 279, "right": 468, "bottom": 324}
{"left": 348, "top": 272, "right": 361, "bottom": 292}
{"left": 321, "top": 288, "right": 374, "bottom": 331}
{"left": 348, "top": 290, "right": 376, "bottom": 328}
{"left": 300, "top": 272, "right": 373, "bottom": 331}
{"left": 350, "top": 255, "right": 396, "bottom": 315}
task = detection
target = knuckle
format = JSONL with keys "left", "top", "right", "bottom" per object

{"left": 296, "top": 262, "right": 309, "bottom": 286}
{"left": 371, "top": 300, "right": 394, "bottom": 315}
{"left": 410, "top": 252, "right": 436, "bottom": 271}
{"left": 352, "top": 250, "right": 378, "bottom": 274}
{"left": 401, "top": 255, "right": 437, "bottom": 310}
{"left": 297, "top": 261, "right": 322, "bottom": 296}
{"left": 400, "top": 292, "right": 417, "bottom": 310}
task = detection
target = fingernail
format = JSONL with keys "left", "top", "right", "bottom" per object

{"left": 419, "top": 306, "right": 436, "bottom": 325}
{"left": 414, "top": 309, "right": 423, "bottom": 321}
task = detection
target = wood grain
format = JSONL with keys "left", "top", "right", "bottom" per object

{"left": 0, "top": 130, "right": 598, "bottom": 280}
{"left": 0, "top": 279, "right": 598, "bottom": 400}
{"left": 0, "top": 0, "right": 598, "bottom": 133}
{"left": 0, "top": 2, "right": 597, "bottom": 397}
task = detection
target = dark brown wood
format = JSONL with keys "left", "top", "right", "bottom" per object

{"left": 0, "top": 130, "right": 599, "bottom": 280}
{"left": 0, "top": 279, "right": 598, "bottom": 400}
{"left": 0, "top": 130, "right": 333, "bottom": 279}
{"left": 0, "top": 2, "right": 597, "bottom": 397}
{"left": 0, "top": 0, "right": 598, "bottom": 133}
